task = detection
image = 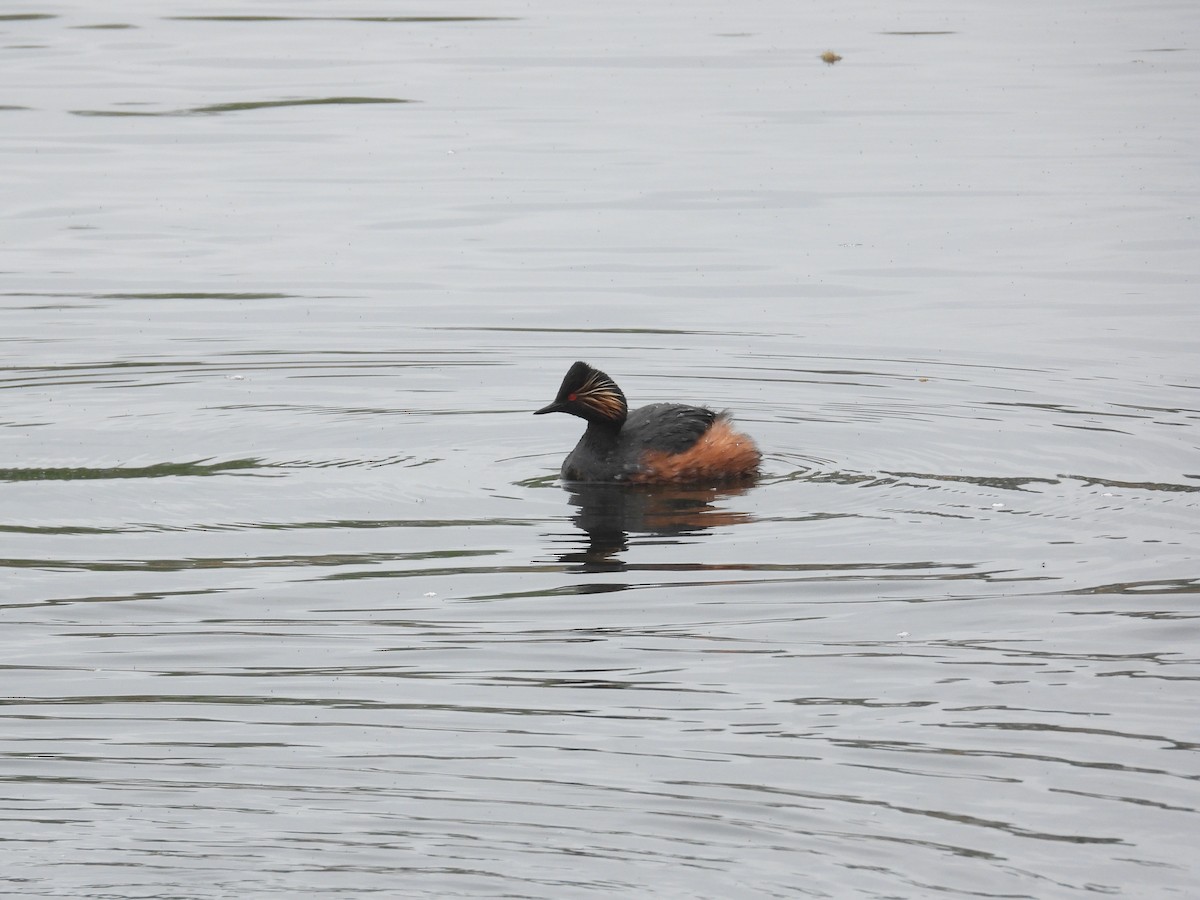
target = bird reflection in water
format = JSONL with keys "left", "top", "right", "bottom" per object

{"left": 555, "top": 481, "right": 755, "bottom": 572}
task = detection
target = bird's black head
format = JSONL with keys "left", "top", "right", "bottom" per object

{"left": 534, "top": 361, "right": 628, "bottom": 426}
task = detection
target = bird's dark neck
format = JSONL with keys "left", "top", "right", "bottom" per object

{"left": 581, "top": 418, "right": 624, "bottom": 452}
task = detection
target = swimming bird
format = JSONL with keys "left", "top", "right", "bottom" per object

{"left": 535, "top": 361, "right": 761, "bottom": 483}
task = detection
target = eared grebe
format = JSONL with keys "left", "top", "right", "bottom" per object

{"left": 534, "top": 361, "right": 761, "bottom": 484}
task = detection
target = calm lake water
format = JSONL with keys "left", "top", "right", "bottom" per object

{"left": 3, "top": 2, "right": 1198, "bottom": 897}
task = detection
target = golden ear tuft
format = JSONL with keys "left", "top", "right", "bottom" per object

{"left": 578, "top": 369, "right": 625, "bottom": 419}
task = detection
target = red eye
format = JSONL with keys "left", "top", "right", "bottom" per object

{"left": 567, "top": 393, "right": 577, "bottom": 401}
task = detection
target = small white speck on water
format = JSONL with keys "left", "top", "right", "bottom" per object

{"left": 1103, "top": 492, "right": 1114, "bottom": 497}
{"left": 226, "top": 374, "right": 245, "bottom": 381}
{"left": 423, "top": 592, "right": 437, "bottom": 597}
{"left": 992, "top": 502, "right": 1004, "bottom": 508}
{"left": 897, "top": 631, "right": 910, "bottom": 638}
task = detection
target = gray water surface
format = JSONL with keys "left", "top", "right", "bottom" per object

{"left": 3, "top": 3, "right": 1199, "bottom": 898}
